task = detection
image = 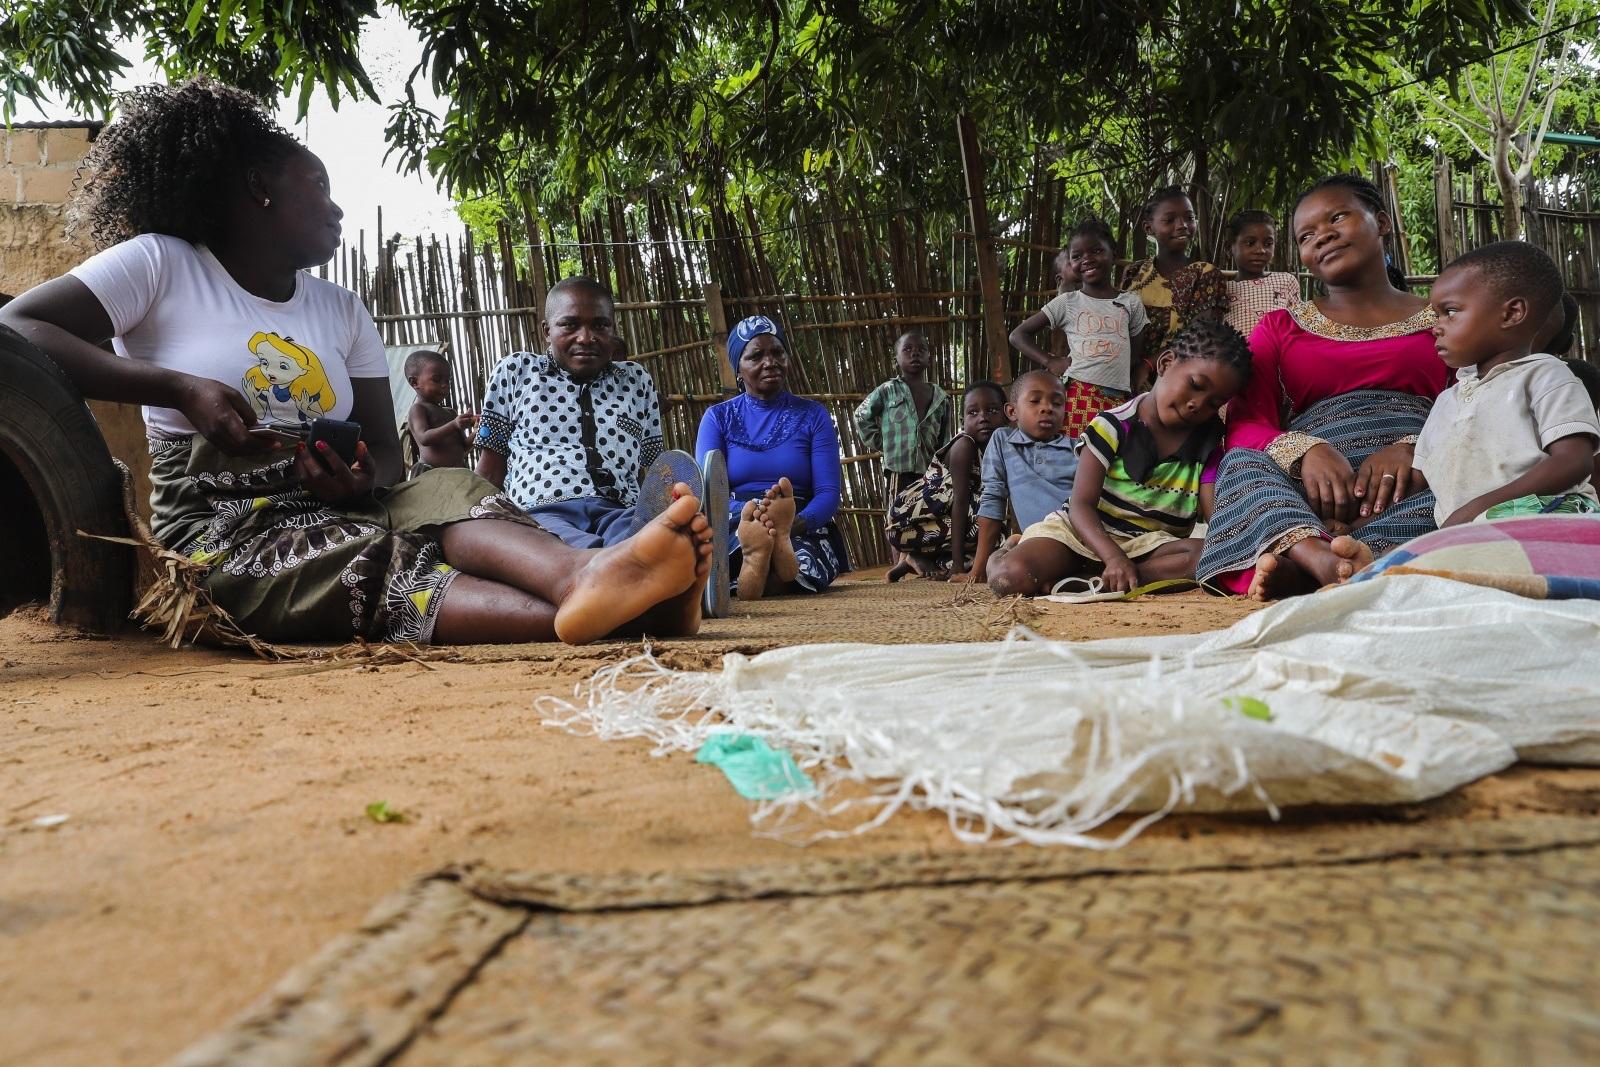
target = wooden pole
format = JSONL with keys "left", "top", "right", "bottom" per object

{"left": 1434, "top": 154, "right": 1456, "bottom": 269}
{"left": 703, "top": 281, "right": 735, "bottom": 391}
{"left": 957, "top": 113, "right": 1011, "bottom": 385}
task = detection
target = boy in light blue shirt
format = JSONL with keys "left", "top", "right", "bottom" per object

{"left": 971, "top": 370, "right": 1078, "bottom": 581}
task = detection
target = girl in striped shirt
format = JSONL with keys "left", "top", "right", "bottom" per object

{"left": 987, "top": 320, "right": 1252, "bottom": 597}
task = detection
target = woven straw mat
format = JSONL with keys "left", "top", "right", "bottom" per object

{"left": 170, "top": 769, "right": 1600, "bottom": 1067}
{"left": 404, "top": 844, "right": 1600, "bottom": 1067}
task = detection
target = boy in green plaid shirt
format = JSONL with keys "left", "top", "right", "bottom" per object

{"left": 855, "top": 331, "right": 951, "bottom": 493}
{"left": 855, "top": 331, "right": 952, "bottom": 568}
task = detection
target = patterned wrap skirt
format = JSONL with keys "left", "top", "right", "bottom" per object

{"left": 149, "top": 437, "right": 540, "bottom": 643}
{"left": 1195, "top": 390, "right": 1438, "bottom": 585}
{"left": 884, "top": 452, "right": 981, "bottom": 560}
{"left": 721, "top": 494, "right": 849, "bottom": 594}
{"left": 1064, "top": 379, "right": 1131, "bottom": 439}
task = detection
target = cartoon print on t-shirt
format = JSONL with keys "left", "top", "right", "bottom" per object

{"left": 242, "top": 331, "right": 335, "bottom": 425}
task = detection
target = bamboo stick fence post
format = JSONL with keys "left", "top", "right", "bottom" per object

{"left": 957, "top": 114, "right": 1011, "bottom": 386}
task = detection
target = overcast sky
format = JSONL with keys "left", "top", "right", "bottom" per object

{"left": 15, "top": 10, "right": 460, "bottom": 240}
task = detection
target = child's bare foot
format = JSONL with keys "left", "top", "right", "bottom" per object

{"left": 1330, "top": 535, "right": 1374, "bottom": 583}
{"left": 737, "top": 499, "right": 773, "bottom": 600}
{"left": 1247, "top": 551, "right": 1314, "bottom": 602}
{"left": 886, "top": 559, "right": 913, "bottom": 583}
{"left": 984, "top": 534, "right": 1022, "bottom": 582}
{"left": 554, "top": 487, "right": 711, "bottom": 643}
{"left": 761, "top": 477, "right": 800, "bottom": 583}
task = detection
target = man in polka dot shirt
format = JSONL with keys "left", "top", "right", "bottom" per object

{"left": 475, "top": 277, "right": 665, "bottom": 547}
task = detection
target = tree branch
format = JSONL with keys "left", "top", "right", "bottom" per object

{"left": 1463, "top": 67, "right": 1491, "bottom": 118}
{"left": 1418, "top": 83, "right": 1493, "bottom": 136}
{"left": 724, "top": 0, "right": 782, "bottom": 107}
{"left": 1516, "top": 34, "right": 1574, "bottom": 182}
{"left": 1419, "top": 105, "right": 1493, "bottom": 165}
{"left": 1487, "top": 49, "right": 1506, "bottom": 119}
{"left": 1507, "top": 0, "right": 1557, "bottom": 130}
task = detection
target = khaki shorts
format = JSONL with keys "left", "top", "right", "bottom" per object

{"left": 1019, "top": 511, "right": 1182, "bottom": 564}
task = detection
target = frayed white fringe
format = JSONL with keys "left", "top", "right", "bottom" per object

{"left": 538, "top": 630, "right": 1283, "bottom": 849}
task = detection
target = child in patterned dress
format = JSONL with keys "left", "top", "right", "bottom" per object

{"left": 884, "top": 381, "right": 1008, "bottom": 581}
{"left": 1121, "top": 186, "right": 1230, "bottom": 391}
{"left": 1223, "top": 210, "right": 1301, "bottom": 339}
{"left": 1009, "top": 219, "right": 1148, "bottom": 439}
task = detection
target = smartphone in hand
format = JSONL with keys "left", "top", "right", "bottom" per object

{"left": 247, "top": 422, "right": 308, "bottom": 446}
{"left": 307, "top": 417, "right": 362, "bottom": 465}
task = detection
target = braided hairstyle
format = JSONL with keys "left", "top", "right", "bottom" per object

{"left": 1162, "top": 318, "right": 1253, "bottom": 386}
{"left": 68, "top": 78, "right": 303, "bottom": 251}
{"left": 1224, "top": 208, "right": 1275, "bottom": 245}
{"left": 1068, "top": 217, "right": 1117, "bottom": 252}
{"left": 1292, "top": 174, "right": 1408, "bottom": 290}
{"left": 1141, "top": 184, "right": 1190, "bottom": 223}
{"left": 963, "top": 380, "right": 1007, "bottom": 408}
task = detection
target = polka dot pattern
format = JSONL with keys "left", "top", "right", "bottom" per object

{"left": 476, "top": 352, "right": 665, "bottom": 510}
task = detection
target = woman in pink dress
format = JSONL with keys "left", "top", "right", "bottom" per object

{"left": 1195, "top": 175, "right": 1450, "bottom": 599}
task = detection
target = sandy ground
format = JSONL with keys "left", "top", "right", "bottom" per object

{"left": 2, "top": 575, "right": 1566, "bottom": 1066}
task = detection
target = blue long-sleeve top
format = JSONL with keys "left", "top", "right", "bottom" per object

{"left": 695, "top": 391, "right": 842, "bottom": 532}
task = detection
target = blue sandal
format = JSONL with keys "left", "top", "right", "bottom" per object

{"left": 629, "top": 450, "right": 704, "bottom": 536}
{"left": 700, "top": 449, "right": 730, "bottom": 619}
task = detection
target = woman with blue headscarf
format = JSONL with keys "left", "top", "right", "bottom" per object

{"left": 696, "top": 316, "right": 849, "bottom": 599}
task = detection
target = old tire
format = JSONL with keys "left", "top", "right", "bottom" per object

{"left": 0, "top": 323, "right": 132, "bottom": 632}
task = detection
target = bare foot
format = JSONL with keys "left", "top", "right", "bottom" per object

{"left": 984, "top": 535, "right": 1022, "bottom": 582}
{"left": 886, "top": 559, "right": 913, "bottom": 583}
{"left": 1330, "top": 535, "right": 1374, "bottom": 583}
{"left": 761, "top": 477, "right": 800, "bottom": 583}
{"left": 1247, "top": 551, "right": 1315, "bottom": 602}
{"left": 737, "top": 499, "right": 773, "bottom": 601}
{"left": 554, "top": 486, "right": 711, "bottom": 643}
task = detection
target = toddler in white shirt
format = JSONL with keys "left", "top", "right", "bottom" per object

{"left": 1413, "top": 242, "right": 1600, "bottom": 526}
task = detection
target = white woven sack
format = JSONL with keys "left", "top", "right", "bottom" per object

{"left": 542, "top": 576, "right": 1598, "bottom": 847}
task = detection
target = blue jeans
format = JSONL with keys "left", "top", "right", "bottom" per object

{"left": 526, "top": 496, "right": 636, "bottom": 549}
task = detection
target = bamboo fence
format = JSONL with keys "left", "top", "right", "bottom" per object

{"left": 320, "top": 162, "right": 1600, "bottom": 568}
{"left": 1435, "top": 159, "right": 1599, "bottom": 364}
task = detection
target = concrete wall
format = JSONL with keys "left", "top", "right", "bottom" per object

{"left": 2, "top": 125, "right": 153, "bottom": 526}
{"left": 1, "top": 126, "right": 95, "bottom": 289}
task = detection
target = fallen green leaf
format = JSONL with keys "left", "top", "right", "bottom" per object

{"left": 365, "top": 800, "right": 409, "bottom": 824}
{"left": 1224, "top": 696, "right": 1274, "bottom": 722}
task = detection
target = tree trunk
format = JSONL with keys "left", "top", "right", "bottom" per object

{"left": 1492, "top": 126, "right": 1522, "bottom": 241}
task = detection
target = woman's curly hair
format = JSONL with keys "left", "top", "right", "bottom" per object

{"left": 68, "top": 77, "right": 302, "bottom": 250}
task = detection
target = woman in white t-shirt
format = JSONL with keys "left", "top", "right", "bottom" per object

{"left": 0, "top": 79, "right": 710, "bottom": 646}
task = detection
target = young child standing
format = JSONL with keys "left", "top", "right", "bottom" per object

{"left": 405, "top": 349, "right": 476, "bottom": 475}
{"left": 1121, "top": 186, "right": 1229, "bottom": 389}
{"left": 1223, "top": 210, "right": 1301, "bottom": 338}
{"left": 988, "top": 320, "right": 1253, "bottom": 597}
{"left": 971, "top": 370, "right": 1078, "bottom": 582}
{"left": 1010, "top": 219, "right": 1149, "bottom": 439}
{"left": 1410, "top": 242, "right": 1599, "bottom": 529}
{"left": 855, "top": 331, "right": 951, "bottom": 498}
{"left": 884, "top": 381, "right": 1008, "bottom": 581}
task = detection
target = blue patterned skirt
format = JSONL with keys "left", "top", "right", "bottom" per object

{"left": 1195, "top": 390, "right": 1438, "bottom": 585}
{"left": 723, "top": 495, "right": 850, "bottom": 594}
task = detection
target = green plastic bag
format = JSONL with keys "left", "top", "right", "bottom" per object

{"left": 695, "top": 733, "right": 813, "bottom": 800}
